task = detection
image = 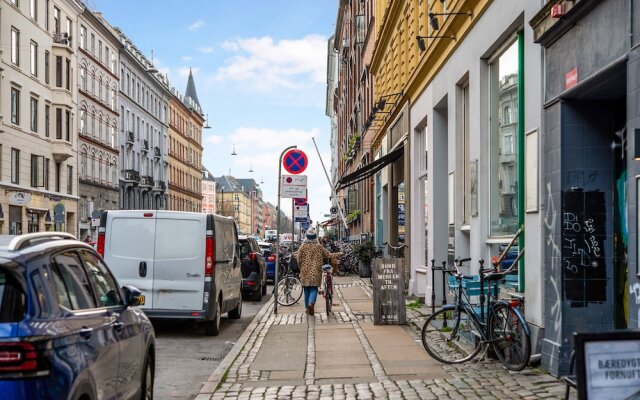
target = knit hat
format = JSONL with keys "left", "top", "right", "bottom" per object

{"left": 306, "top": 227, "right": 317, "bottom": 240}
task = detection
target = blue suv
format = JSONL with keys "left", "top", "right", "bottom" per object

{"left": 0, "top": 232, "right": 155, "bottom": 399}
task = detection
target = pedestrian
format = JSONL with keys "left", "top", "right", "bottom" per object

{"left": 296, "top": 227, "right": 341, "bottom": 315}
{"left": 84, "top": 234, "right": 92, "bottom": 243}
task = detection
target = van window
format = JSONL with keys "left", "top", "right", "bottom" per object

{"left": 155, "top": 219, "right": 201, "bottom": 259}
{"left": 215, "top": 220, "right": 236, "bottom": 261}
{"left": 109, "top": 217, "right": 155, "bottom": 259}
{"left": 0, "top": 268, "right": 25, "bottom": 322}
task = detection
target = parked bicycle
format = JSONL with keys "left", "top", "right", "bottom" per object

{"left": 274, "top": 251, "right": 303, "bottom": 306}
{"left": 421, "top": 257, "right": 531, "bottom": 371}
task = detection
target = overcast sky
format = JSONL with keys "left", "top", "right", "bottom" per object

{"left": 90, "top": 0, "right": 338, "bottom": 224}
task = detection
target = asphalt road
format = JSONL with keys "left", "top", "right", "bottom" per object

{"left": 151, "top": 290, "right": 271, "bottom": 400}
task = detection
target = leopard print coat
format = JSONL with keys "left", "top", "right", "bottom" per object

{"left": 296, "top": 241, "right": 340, "bottom": 287}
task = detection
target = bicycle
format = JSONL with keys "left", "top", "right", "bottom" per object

{"left": 321, "top": 264, "right": 334, "bottom": 314}
{"left": 421, "top": 257, "right": 531, "bottom": 371}
{"left": 274, "top": 252, "right": 303, "bottom": 306}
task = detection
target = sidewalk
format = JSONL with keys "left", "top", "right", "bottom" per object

{"left": 197, "top": 276, "right": 570, "bottom": 399}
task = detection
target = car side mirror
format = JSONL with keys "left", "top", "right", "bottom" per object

{"left": 122, "top": 285, "right": 145, "bottom": 307}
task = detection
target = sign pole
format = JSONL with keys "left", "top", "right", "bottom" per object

{"left": 275, "top": 145, "right": 296, "bottom": 315}
{"left": 311, "top": 137, "right": 349, "bottom": 234}
{"left": 291, "top": 201, "right": 295, "bottom": 242}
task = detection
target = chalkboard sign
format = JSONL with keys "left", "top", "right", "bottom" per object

{"left": 372, "top": 258, "right": 406, "bottom": 325}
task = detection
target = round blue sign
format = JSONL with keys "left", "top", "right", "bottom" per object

{"left": 283, "top": 149, "right": 308, "bottom": 175}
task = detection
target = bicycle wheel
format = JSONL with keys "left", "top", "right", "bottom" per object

{"left": 276, "top": 276, "right": 303, "bottom": 306}
{"left": 421, "top": 308, "right": 481, "bottom": 364}
{"left": 489, "top": 304, "right": 531, "bottom": 371}
{"left": 325, "top": 284, "right": 331, "bottom": 314}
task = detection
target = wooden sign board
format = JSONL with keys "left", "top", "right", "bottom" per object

{"left": 372, "top": 258, "right": 406, "bottom": 325}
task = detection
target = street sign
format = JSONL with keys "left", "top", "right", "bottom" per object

{"left": 282, "top": 149, "right": 308, "bottom": 175}
{"left": 294, "top": 216, "right": 308, "bottom": 223}
{"left": 294, "top": 197, "right": 307, "bottom": 206}
{"left": 330, "top": 206, "right": 338, "bottom": 218}
{"left": 280, "top": 175, "right": 307, "bottom": 199}
{"left": 294, "top": 205, "right": 308, "bottom": 218}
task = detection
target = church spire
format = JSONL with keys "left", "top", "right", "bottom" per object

{"left": 184, "top": 68, "right": 202, "bottom": 110}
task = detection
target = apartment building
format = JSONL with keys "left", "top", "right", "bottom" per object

{"left": 77, "top": 9, "right": 120, "bottom": 240}
{"left": 167, "top": 69, "right": 204, "bottom": 212}
{"left": 116, "top": 29, "right": 169, "bottom": 210}
{"left": 0, "top": 0, "right": 83, "bottom": 236}
{"left": 201, "top": 166, "right": 216, "bottom": 214}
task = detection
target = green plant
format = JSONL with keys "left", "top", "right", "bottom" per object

{"left": 353, "top": 240, "right": 375, "bottom": 263}
{"left": 346, "top": 209, "right": 361, "bottom": 223}
{"left": 405, "top": 299, "right": 422, "bottom": 310}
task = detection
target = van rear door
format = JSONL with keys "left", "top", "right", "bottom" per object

{"left": 104, "top": 211, "right": 157, "bottom": 309}
{"left": 153, "top": 212, "right": 205, "bottom": 311}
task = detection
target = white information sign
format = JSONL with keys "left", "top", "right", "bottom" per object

{"left": 294, "top": 205, "right": 308, "bottom": 218}
{"left": 585, "top": 340, "right": 640, "bottom": 399}
{"left": 280, "top": 174, "right": 307, "bottom": 198}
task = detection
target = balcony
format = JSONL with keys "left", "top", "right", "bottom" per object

{"left": 154, "top": 180, "right": 166, "bottom": 191}
{"left": 142, "top": 139, "right": 149, "bottom": 153}
{"left": 53, "top": 32, "right": 72, "bottom": 46}
{"left": 126, "top": 131, "right": 134, "bottom": 146}
{"left": 140, "top": 175, "right": 154, "bottom": 187}
{"left": 124, "top": 169, "right": 140, "bottom": 183}
{"left": 154, "top": 146, "right": 161, "bottom": 159}
{"left": 52, "top": 139, "right": 74, "bottom": 162}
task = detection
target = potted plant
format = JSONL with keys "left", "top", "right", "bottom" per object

{"left": 353, "top": 240, "right": 375, "bottom": 278}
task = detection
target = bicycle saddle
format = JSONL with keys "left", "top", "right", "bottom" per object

{"left": 483, "top": 272, "right": 505, "bottom": 282}
{"left": 322, "top": 264, "right": 333, "bottom": 273}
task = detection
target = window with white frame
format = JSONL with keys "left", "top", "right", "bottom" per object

{"left": 11, "top": 148, "right": 20, "bottom": 184}
{"left": 11, "top": 87, "right": 20, "bottom": 125}
{"left": 11, "top": 28, "right": 20, "bottom": 65}
{"left": 489, "top": 38, "right": 520, "bottom": 236}
{"left": 30, "top": 0, "right": 37, "bottom": 20}
{"left": 80, "top": 25, "right": 86, "bottom": 49}
{"left": 30, "top": 41, "right": 38, "bottom": 76}
{"left": 30, "top": 97, "right": 38, "bottom": 132}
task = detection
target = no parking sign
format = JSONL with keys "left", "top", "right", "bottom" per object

{"left": 283, "top": 149, "right": 308, "bottom": 175}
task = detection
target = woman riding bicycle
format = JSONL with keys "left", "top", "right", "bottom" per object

{"left": 296, "top": 227, "right": 341, "bottom": 315}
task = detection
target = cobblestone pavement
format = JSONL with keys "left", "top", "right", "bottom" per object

{"left": 197, "top": 277, "right": 573, "bottom": 400}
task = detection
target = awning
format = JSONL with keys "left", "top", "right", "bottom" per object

{"left": 26, "top": 207, "right": 49, "bottom": 214}
{"left": 336, "top": 143, "right": 404, "bottom": 190}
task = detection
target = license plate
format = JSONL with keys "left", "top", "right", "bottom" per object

{"left": 138, "top": 295, "right": 145, "bottom": 305}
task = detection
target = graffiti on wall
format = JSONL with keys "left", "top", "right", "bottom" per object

{"left": 562, "top": 190, "right": 606, "bottom": 305}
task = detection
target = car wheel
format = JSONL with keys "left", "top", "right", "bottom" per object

{"left": 205, "top": 301, "right": 221, "bottom": 336}
{"left": 140, "top": 352, "right": 154, "bottom": 400}
{"left": 228, "top": 290, "right": 243, "bottom": 319}
{"left": 252, "top": 281, "right": 263, "bottom": 301}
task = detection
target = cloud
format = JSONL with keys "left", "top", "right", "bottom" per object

{"left": 181, "top": 56, "right": 192, "bottom": 62}
{"left": 198, "top": 47, "right": 215, "bottom": 54}
{"left": 205, "top": 135, "right": 224, "bottom": 144}
{"left": 213, "top": 35, "right": 328, "bottom": 91}
{"left": 187, "top": 20, "right": 205, "bottom": 31}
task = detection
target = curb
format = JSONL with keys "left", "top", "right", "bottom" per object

{"left": 195, "top": 295, "right": 275, "bottom": 399}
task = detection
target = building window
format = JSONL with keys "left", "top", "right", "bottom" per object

{"left": 65, "top": 110, "right": 71, "bottom": 141}
{"left": 44, "top": 158, "right": 49, "bottom": 189}
{"left": 80, "top": 66, "right": 86, "bottom": 91}
{"left": 56, "top": 108, "right": 62, "bottom": 139}
{"left": 11, "top": 28, "right": 19, "bottom": 65}
{"left": 11, "top": 148, "right": 20, "bottom": 184}
{"left": 11, "top": 0, "right": 18, "bottom": 7}
{"left": 45, "top": 104, "right": 50, "bottom": 137}
{"left": 27, "top": 212, "right": 39, "bottom": 233}
{"left": 31, "top": 154, "right": 44, "bottom": 187}
{"left": 67, "top": 165, "right": 73, "bottom": 194}
{"left": 80, "top": 151, "right": 87, "bottom": 179}
{"left": 80, "top": 109, "right": 86, "bottom": 134}
{"left": 55, "top": 56, "right": 62, "bottom": 87}
{"left": 30, "top": 97, "right": 38, "bottom": 132}
{"left": 53, "top": 6, "right": 59, "bottom": 33}
{"left": 30, "top": 41, "right": 38, "bottom": 76}
{"left": 11, "top": 88, "right": 20, "bottom": 125}
{"left": 30, "top": 0, "right": 37, "bottom": 20}
{"left": 45, "top": 51, "right": 50, "bottom": 84}
{"left": 489, "top": 39, "right": 520, "bottom": 236}
{"left": 98, "top": 40, "right": 102, "bottom": 62}
{"left": 90, "top": 33, "right": 95, "bottom": 55}
{"left": 44, "top": 0, "right": 49, "bottom": 30}
{"left": 80, "top": 25, "right": 86, "bottom": 49}
{"left": 55, "top": 162, "right": 60, "bottom": 192}
{"left": 65, "top": 18, "right": 72, "bottom": 45}
{"left": 65, "top": 58, "right": 70, "bottom": 90}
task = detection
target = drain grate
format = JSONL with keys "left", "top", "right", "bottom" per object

{"left": 200, "top": 356, "right": 223, "bottom": 362}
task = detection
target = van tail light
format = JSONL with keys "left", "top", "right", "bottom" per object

{"left": 0, "top": 342, "right": 47, "bottom": 375}
{"left": 267, "top": 254, "right": 276, "bottom": 262}
{"left": 249, "top": 252, "right": 257, "bottom": 261}
{"left": 205, "top": 236, "right": 214, "bottom": 277}
{"left": 97, "top": 229, "right": 106, "bottom": 257}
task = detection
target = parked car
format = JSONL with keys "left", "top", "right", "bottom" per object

{"left": 239, "top": 236, "right": 267, "bottom": 301}
{"left": 0, "top": 232, "right": 155, "bottom": 400}
{"left": 258, "top": 241, "right": 277, "bottom": 283}
{"left": 98, "top": 210, "right": 242, "bottom": 336}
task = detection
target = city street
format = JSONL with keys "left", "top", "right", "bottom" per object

{"left": 153, "top": 293, "right": 272, "bottom": 400}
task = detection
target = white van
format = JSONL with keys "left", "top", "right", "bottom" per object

{"left": 97, "top": 210, "right": 242, "bottom": 336}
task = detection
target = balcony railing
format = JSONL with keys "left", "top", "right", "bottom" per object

{"left": 124, "top": 169, "right": 140, "bottom": 182}
{"left": 154, "top": 180, "right": 166, "bottom": 191}
{"left": 142, "top": 139, "right": 149, "bottom": 152}
{"left": 126, "top": 131, "right": 134, "bottom": 146}
{"left": 140, "top": 175, "right": 154, "bottom": 187}
{"left": 53, "top": 32, "right": 71, "bottom": 46}
{"left": 154, "top": 146, "right": 161, "bottom": 159}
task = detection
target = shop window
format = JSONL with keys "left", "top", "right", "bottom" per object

{"left": 27, "top": 212, "right": 39, "bottom": 233}
{"left": 489, "top": 38, "right": 520, "bottom": 237}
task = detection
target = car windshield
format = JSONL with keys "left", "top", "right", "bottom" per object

{"left": 239, "top": 241, "right": 251, "bottom": 259}
{"left": 0, "top": 267, "right": 26, "bottom": 323}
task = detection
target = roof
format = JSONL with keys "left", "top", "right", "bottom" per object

{"left": 215, "top": 175, "right": 244, "bottom": 193}
{"left": 184, "top": 68, "right": 202, "bottom": 110}
{"left": 202, "top": 166, "right": 216, "bottom": 182}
